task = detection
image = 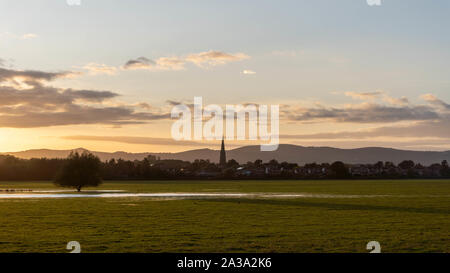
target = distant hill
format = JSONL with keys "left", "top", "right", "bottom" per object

{"left": 2, "top": 145, "right": 450, "bottom": 165}
{"left": 0, "top": 148, "right": 151, "bottom": 162}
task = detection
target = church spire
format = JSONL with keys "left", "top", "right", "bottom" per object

{"left": 219, "top": 137, "right": 227, "bottom": 168}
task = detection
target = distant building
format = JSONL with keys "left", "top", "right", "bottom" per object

{"left": 219, "top": 138, "right": 227, "bottom": 168}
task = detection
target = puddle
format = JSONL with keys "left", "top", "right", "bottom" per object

{"left": 0, "top": 191, "right": 388, "bottom": 199}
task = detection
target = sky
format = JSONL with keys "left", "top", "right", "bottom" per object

{"left": 0, "top": 0, "right": 449, "bottom": 153}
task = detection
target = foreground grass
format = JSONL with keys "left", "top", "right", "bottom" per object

{"left": 0, "top": 180, "right": 449, "bottom": 253}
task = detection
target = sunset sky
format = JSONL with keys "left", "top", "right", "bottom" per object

{"left": 1, "top": 0, "right": 449, "bottom": 153}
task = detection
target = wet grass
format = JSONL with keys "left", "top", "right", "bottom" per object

{"left": 0, "top": 180, "right": 449, "bottom": 253}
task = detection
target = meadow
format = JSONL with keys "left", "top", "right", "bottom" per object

{"left": 0, "top": 180, "right": 449, "bottom": 253}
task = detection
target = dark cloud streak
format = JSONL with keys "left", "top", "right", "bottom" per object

{"left": 61, "top": 135, "right": 215, "bottom": 147}
{"left": 0, "top": 67, "right": 74, "bottom": 82}
{"left": 123, "top": 57, "right": 155, "bottom": 70}
{"left": 285, "top": 104, "right": 442, "bottom": 123}
{"left": 0, "top": 67, "right": 167, "bottom": 128}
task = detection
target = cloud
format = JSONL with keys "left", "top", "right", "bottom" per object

{"left": 0, "top": 104, "right": 171, "bottom": 128}
{"left": 242, "top": 70, "right": 256, "bottom": 75}
{"left": 123, "top": 57, "right": 155, "bottom": 70}
{"left": 61, "top": 135, "right": 214, "bottom": 147}
{"left": 382, "top": 96, "right": 409, "bottom": 106}
{"left": 0, "top": 67, "right": 75, "bottom": 83}
{"left": 285, "top": 93, "right": 450, "bottom": 124}
{"left": 344, "top": 91, "right": 384, "bottom": 100}
{"left": 166, "top": 93, "right": 448, "bottom": 126}
{"left": 83, "top": 63, "right": 117, "bottom": 75}
{"left": 21, "top": 33, "right": 38, "bottom": 40}
{"left": 421, "top": 93, "right": 450, "bottom": 111}
{"left": 135, "top": 102, "right": 152, "bottom": 110}
{"left": 155, "top": 57, "right": 185, "bottom": 70}
{"left": 286, "top": 103, "right": 439, "bottom": 123}
{"left": 185, "top": 50, "right": 249, "bottom": 67}
{"left": 123, "top": 50, "right": 250, "bottom": 71}
{"left": 165, "top": 99, "right": 195, "bottom": 110}
{"left": 281, "top": 120, "right": 450, "bottom": 140}
{"left": 0, "top": 85, "right": 118, "bottom": 107}
{"left": 344, "top": 91, "right": 409, "bottom": 106}
{"left": 123, "top": 56, "right": 184, "bottom": 71}
{"left": 0, "top": 58, "right": 14, "bottom": 69}
{"left": 0, "top": 67, "right": 169, "bottom": 128}
{"left": 166, "top": 100, "right": 183, "bottom": 106}
{"left": 63, "top": 89, "right": 119, "bottom": 102}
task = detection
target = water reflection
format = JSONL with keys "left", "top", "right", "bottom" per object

{"left": 0, "top": 191, "right": 388, "bottom": 199}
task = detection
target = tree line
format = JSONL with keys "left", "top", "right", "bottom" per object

{"left": 0, "top": 152, "right": 449, "bottom": 181}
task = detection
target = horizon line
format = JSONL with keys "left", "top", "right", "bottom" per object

{"left": 1, "top": 144, "right": 450, "bottom": 155}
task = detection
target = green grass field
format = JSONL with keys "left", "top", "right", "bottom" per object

{"left": 0, "top": 180, "right": 449, "bottom": 253}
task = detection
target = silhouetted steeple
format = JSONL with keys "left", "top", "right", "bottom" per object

{"left": 220, "top": 137, "right": 227, "bottom": 167}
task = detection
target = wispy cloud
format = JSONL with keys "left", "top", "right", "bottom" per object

{"left": 344, "top": 91, "right": 384, "bottom": 100}
{"left": 123, "top": 56, "right": 185, "bottom": 71}
{"left": 155, "top": 57, "right": 185, "bottom": 71}
{"left": 61, "top": 135, "right": 214, "bottom": 147}
{"left": 83, "top": 63, "right": 117, "bottom": 75}
{"left": 241, "top": 69, "right": 256, "bottom": 75}
{"left": 185, "top": 50, "right": 249, "bottom": 67}
{"left": 344, "top": 91, "right": 409, "bottom": 106}
{"left": 0, "top": 67, "right": 73, "bottom": 82}
{"left": 421, "top": 93, "right": 450, "bottom": 111}
{"left": 21, "top": 33, "right": 38, "bottom": 40}
{"left": 123, "top": 50, "right": 249, "bottom": 71}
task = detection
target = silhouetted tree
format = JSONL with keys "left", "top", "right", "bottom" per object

{"left": 399, "top": 160, "right": 415, "bottom": 170}
{"left": 441, "top": 160, "right": 450, "bottom": 177}
{"left": 330, "top": 161, "right": 349, "bottom": 179}
{"left": 226, "top": 159, "right": 240, "bottom": 168}
{"left": 223, "top": 168, "right": 236, "bottom": 178}
{"left": 374, "top": 161, "right": 384, "bottom": 169}
{"left": 268, "top": 159, "right": 279, "bottom": 167}
{"left": 305, "top": 162, "right": 319, "bottom": 169}
{"left": 254, "top": 159, "right": 263, "bottom": 167}
{"left": 54, "top": 152, "right": 102, "bottom": 192}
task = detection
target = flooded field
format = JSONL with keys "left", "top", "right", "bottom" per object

{"left": 0, "top": 190, "right": 391, "bottom": 199}
{"left": 0, "top": 180, "right": 449, "bottom": 253}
